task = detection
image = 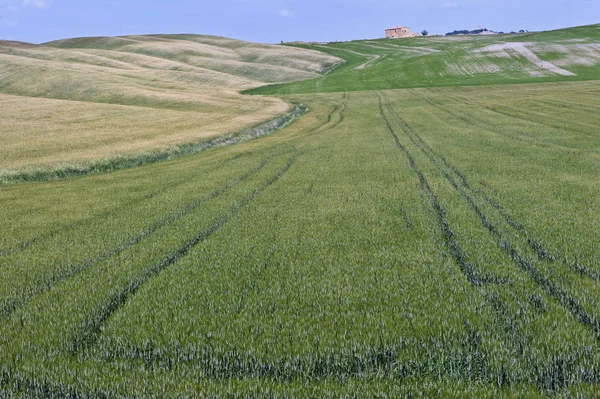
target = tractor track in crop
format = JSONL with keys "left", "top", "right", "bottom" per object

{"left": 405, "top": 91, "right": 599, "bottom": 281}
{"left": 0, "top": 186, "right": 169, "bottom": 258}
{"left": 397, "top": 200, "right": 413, "bottom": 230}
{"left": 386, "top": 90, "right": 597, "bottom": 286}
{"left": 382, "top": 90, "right": 552, "bottom": 281}
{"left": 378, "top": 91, "right": 600, "bottom": 387}
{"left": 379, "top": 91, "right": 511, "bottom": 286}
{"left": 382, "top": 93, "right": 551, "bottom": 259}
{"left": 406, "top": 89, "right": 544, "bottom": 148}
{"left": 326, "top": 101, "right": 346, "bottom": 131}
{"left": 68, "top": 153, "right": 302, "bottom": 354}
{"left": 489, "top": 105, "right": 592, "bottom": 135}
{"left": 445, "top": 92, "right": 600, "bottom": 145}
{"left": 536, "top": 98, "right": 600, "bottom": 114}
{"left": 315, "top": 100, "right": 346, "bottom": 133}
{"left": 376, "top": 91, "right": 499, "bottom": 287}
{"left": 378, "top": 91, "right": 600, "bottom": 341}
{"left": 0, "top": 154, "right": 284, "bottom": 322}
{"left": 0, "top": 153, "right": 251, "bottom": 258}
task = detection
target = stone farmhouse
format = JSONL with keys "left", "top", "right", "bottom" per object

{"left": 385, "top": 26, "right": 419, "bottom": 39}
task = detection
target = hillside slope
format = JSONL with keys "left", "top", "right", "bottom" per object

{"left": 248, "top": 24, "right": 600, "bottom": 94}
{"left": 0, "top": 34, "right": 339, "bottom": 175}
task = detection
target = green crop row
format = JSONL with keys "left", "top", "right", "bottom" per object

{"left": 1, "top": 82, "right": 599, "bottom": 396}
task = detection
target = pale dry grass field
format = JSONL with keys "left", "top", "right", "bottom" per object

{"left": 0, "top": 35, "right": 339, "bottom": 173}
{"left": 0, "top": 93, "right": 288, "bottom": 170}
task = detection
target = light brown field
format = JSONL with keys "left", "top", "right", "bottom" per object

{"left": 0, "top": 35, "right": 339, "bottom": 172}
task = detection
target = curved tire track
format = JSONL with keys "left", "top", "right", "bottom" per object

{"left": 379, "top": 91, "right": 600, "bottom": 340}
{"left": 0, "top": 155, "right": 281, "bottom": 322}
{"left": 0, "top": 153, "right": 251, "bottom": 258}
{"left": 399, "top": 90, "right": 599, "bottom": 282}
{"left": 69, "top": 153, "right": 302, "bottom": 354}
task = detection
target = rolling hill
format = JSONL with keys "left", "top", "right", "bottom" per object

{"left": 248, "top": 24, "right": 600, "bottom": 95}
{"left": 0, "top": 34, "right": 339, "bottom": 176}
{"left": 1, "top": 25, "right": 600, "bottom": 398}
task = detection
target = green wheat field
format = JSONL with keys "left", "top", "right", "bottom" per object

{"left": 1, "top": 24, "right": 600, "bottom": 398}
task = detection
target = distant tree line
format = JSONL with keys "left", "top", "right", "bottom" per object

{"left": 445, "top": 28, "right": 490, "bottom": 36}
{"left": 445, "top": 28, "right": 528, "bottom": 36}
{"left": 497, "top": 30, "right": 528, "bottom": 35}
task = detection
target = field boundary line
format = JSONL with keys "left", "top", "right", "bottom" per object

{"left": 0, "top": 104, "right": 307, "bottom": 185}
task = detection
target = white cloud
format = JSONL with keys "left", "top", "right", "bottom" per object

{"left": 278, "top": 9, "right": 293, "bottom": 17}
{"left": 21, "top": 0, "right": 51, "bottom": 8}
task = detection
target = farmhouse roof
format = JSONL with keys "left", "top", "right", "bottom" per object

{"left": 386, "top": 26, "right": 409, "bottom": 31}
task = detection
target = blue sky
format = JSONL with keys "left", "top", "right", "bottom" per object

{"left": 0, "top": 0, "right": 598, "bottom": 44}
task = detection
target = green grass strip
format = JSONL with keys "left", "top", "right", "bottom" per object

{"left": 0, "top": 104, "right": 307, "bottom": 185}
